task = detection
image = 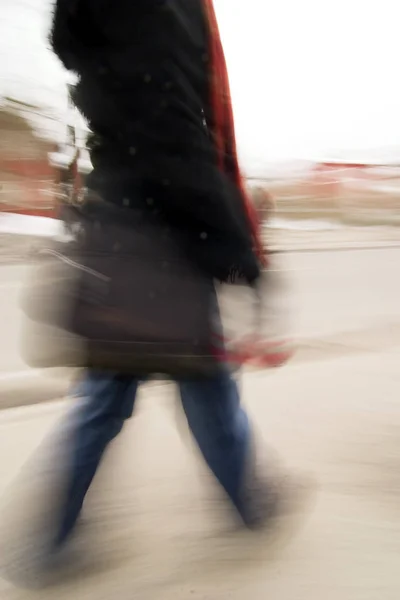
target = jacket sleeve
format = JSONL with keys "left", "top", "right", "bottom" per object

{"left": 141, "top": 162, "right": 261, "bottom": 283}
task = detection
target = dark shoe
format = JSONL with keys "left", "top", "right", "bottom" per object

{"left": 239, "top": 470, "right": 315, "bottom": 531}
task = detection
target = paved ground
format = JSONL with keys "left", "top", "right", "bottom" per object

{"left": 270, "top": 224, "right": 400, "bottom": 252}
{"left": 0, "top": 243, "right": 399, "bottom": 597}
{"left": 0, "top": 348, "right": 399, "bottom": 599}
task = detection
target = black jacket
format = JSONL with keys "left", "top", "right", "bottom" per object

{"left": 51, "top": 0, "right": 260, "bottom": 283}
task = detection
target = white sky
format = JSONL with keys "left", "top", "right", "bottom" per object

{"left": 1, "top": 0, "right": 400, "bottom": 171}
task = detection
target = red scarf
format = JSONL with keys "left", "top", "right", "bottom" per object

{"left": 202, "top": 0, "right": 266, "bottom": 265}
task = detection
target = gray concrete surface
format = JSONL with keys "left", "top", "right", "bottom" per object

{"left": 270, "top": 224, "right": 400, "bottom": 252}
{"left": 0, "top": 349, "right": 399, "bottom": 599}
{"left": 0, "top": 244, "right": 399, "bottom": 597}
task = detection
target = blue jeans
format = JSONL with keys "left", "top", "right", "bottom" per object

{"left": 53, "top": 368, "right": 252, "bottom": 548}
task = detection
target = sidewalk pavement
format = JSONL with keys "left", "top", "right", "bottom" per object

{"left": 0, "top": 349, "right": 399, "bottom": 599}
{"left": 270, "top": 224, "right": 400, "bottom": 252}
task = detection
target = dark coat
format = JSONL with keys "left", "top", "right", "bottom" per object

{"left": 51, "top": 0, "right": 260, "bottom": 283}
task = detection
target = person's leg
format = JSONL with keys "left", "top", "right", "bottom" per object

{"left": 179, "top": 370, "right": 313, "bottom": 530}
{"left": 179, "top": 369, "right": 256, "bottom": 524}
{"left": 52, "top": 371, "right": 139, "bottom": 550}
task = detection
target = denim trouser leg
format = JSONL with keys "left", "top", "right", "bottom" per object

{"left": 179, "top": 370, "right": 250, "bottom": 514}
{"left": 53, "top": 372, "right": 139, "bottom": 548}
{"left": 53, "top": 368, "right": 251, "bottom": 548}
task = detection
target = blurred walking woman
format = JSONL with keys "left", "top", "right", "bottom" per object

{"left": 43, "top": 0, "right": 294, "bottom": 563}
